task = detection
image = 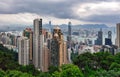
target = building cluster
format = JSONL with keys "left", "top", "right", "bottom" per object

{"left": 17, "top": 21, "right": 120, "bottom": 71}
{"left": 1, "top": 18, "right": 120, "bottom": 72}
{"left": 0, "top": 32, "right": 20, "bottom": 50}
{"left": 18, "top": 19, "right": 69, "bottom": 72}
{"left": 66, "top": 25, "right": 118, "bottom": 56}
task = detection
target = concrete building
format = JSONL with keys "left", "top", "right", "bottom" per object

{"left": 42, "top": 43, "right": 49, "bottom": 72}
{"left": 18, "top": 37, "right": 29, "bottom": 65}
{"left": 67, "top": 22, "right": 72, "bottom": 48}
{"left": 33, "top": 18, "right": 45, "bottom": 71}
{"left": 100, "top": 45, "right": 118, "bottom": 55}
{"left": 49, "top": 21, "right": 53, "bottom": 33}
{"left": 95, "top": 29, "right": 103, "bottom": 45}
{"left": 116, "top": 23, "right": 120, "bottom": 48}
{"left": 10, "top": 35, "right": 16, "bottom": 46}
{"left": 108, "top": 31, "right": 112, "bottom": 40}
{"left": 23, "top": 28, "right": 33, "bottom": 63}
{"left": 50, "top": 26, "right": 68, "bottom": 66}
{"left": 105, "top": 38, "right": 112, "bottom": 46}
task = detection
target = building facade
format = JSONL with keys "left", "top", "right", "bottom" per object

{"left": 95, "top": 29, "right": 103, "bottom": 45}
{"left": 67, "top": 22, "right": 72, "bottom": 48}
{"left": 18, "top": 37, "right": 29, "bottom": 65}
{"left": 33, "top": 18, "right": 45, "bottom": 71}
{"left": 116, "top": 23, "right": 120, "bottom": 48}
{"left": 50, "top": 26, "right": 68, "bottom": 66}
{"left": 23, "top": 28, "right": 33, "bottom": 63}
{"left": 42, "top": 43, "right": 49, "bottom": 72}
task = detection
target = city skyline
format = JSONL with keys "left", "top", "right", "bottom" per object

{"left": 1, "top": 0, "right": 120, "bottom": 76}
{"left": 0, "top": 0, "right": 120, "bottom": 26}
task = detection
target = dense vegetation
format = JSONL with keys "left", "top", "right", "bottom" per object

{"left": 0, "top": 44, "right": 40, "bottom": 76}
{"left": 0, "top": 43, "right": 120, "bottom": 77}
{"left": 73, "top": 52, "right": 120, "bottom": 77}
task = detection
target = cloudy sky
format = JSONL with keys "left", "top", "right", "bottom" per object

{"left": 0, "top": 0, "right": 120, "bottom": 26}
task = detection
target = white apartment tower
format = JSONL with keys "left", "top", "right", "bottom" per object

{"left": 33, "top": 19, "right": 44, "bottom": 71}
{"left": 18, "top": 37, "right": 29, "bottom": 65}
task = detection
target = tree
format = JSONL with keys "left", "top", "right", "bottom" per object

{"left": 109, "top": 62, "right": 120, "bottom": 70}
{"left": 52, "top": 71, "right": 60, "bottom": 77}
{"left": 37, "top": 72, "right": 50, "bottom": 77}
{"left": 73, "top": 52, "right": 97, "bottom": 72}
{"left": 48, "top": 65, "right": 59, "bottom": 74}
{"left": 0, "top": 69, "right": 5, "bottom": 77}
{"left": 51, "top": 64, "right": 84, "bottom": 77}
{"left": 5, "top": 70, "right": 34, "bottom": 77}
{"left": 95, "top": 69, "right": 120, "bottom": 77}
{"left": 60, "top": 64, "right": 84, "bottom": 77}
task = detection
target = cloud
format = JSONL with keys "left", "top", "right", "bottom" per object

{"left": 0, "top": 13, "right": 87, "bottom": 25}
{"left": 0, "top": 0, "right": 74, "bottom": 20}
{"left": 72, "top": 2, "right": 120, "bottom": 25}
{"left": 0, "top": 0, "right": 120, "bottom": 26}
{"left": 73, "top": 2, "right": 120, "bottom": 18}
{"left": 0, "top": 13, "right": 39, "bottom": 25}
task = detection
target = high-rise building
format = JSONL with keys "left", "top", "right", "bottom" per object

{"left": 50, "top": 26, "right": 68, "bottom": 66}
{"left": 67, "top": 22, "right": 72, "bottom": 48}
{"left": 108, "top": 31, "right": 112, "bottom": 40}
{"left": 98, "top": 28, "right": 103, "bottom": 45}
{"left": 95, "top": 29, "right": 103, "bottom": 45}
{"left": 105, "top": 31, "right": 112, "bottom": 46}
{"left": 18, "top": 37, "right": 29, "bottom": 65}
{"left": 49, "top": 21, "right": 53, "bottom": 33}
{"left": 42, "top": 43, "right": 49, "bottom": 72}
{"left": 116, "top": 23, "right": 120, "bottom": 48}
{"left": 33, "top": 18, "right": 45, "bottom": 71}
{"left": 105, "top": 38, "right": 112, "bottom": 46}
{"left": 10, "top": 35, "right": 16, "bottom": 46}
{"left": 23, "top": 28, "right": 33, "bottom": 63}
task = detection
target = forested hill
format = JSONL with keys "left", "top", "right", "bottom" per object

{"left": 1, "top": 44, "right": 120, "bottom": 77}
{"left": 0, "top": 44, "right": 18, "bottom": 61}
{"left": 0, "top": 44, "right": 39, "bottom": 77}
{"left": 0, "top": 44, "right": 18, "bottom": 70}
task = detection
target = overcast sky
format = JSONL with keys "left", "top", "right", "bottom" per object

{"left": 0, "top": 0, "right": 120, "bottom": 26}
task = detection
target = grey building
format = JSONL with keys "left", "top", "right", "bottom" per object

{"left": 67, "top": 22, "right": 72, "bottom": 48}
{"left": 116, "top": 23, "right": 120, "bottom": 48}
{"left": 33, "top": 19, "right": 44, "bottom": 70}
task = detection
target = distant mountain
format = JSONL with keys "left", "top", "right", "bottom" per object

{"left": 43, "top": 24, "right": 109, "bottom": 29}
{"left": 56, "top": 24, "right": 109, "bottom": 30}
{"left": 0, "top": 25, "right": 32, "bottom": 32}
{"left": 78, "top": 24, "right": 108, "bottom": 28}
{"left": 0, "top": 24, "right": 110, "bottom": 32}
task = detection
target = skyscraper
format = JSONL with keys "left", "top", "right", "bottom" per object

{"left": 49, "top": 21, "right": 53, "bottom": 33}
{"left": 116, "top": 23, "right": 120, "bottom": 48}
{"left": 50, "top": 26, "right": 68, "bottom": 66}
{"left": 105, "top": 31, "right": 112, "bottom": 46}
{"left": 67, "top": 22, "right": 72, "bottom": 48}
{"left": 108, "top": 31, "right": 112, "bottom": 40}
{"left": 33, "top": 18, "right": 43, "bottom": 70}
{"left": 95, "top": 29, "right": 103, "bottom": 45}
{"left": 18, "top": 37, "right": 29, "bottom": 65}
{"left": 42, "top": 43, "right": 49, "bottom": 72}
{"left": 98, "top": 28, "right": 103, "bottom": 45}
{"left": 23, "top": 28, "right": 33, "bottom": 63}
